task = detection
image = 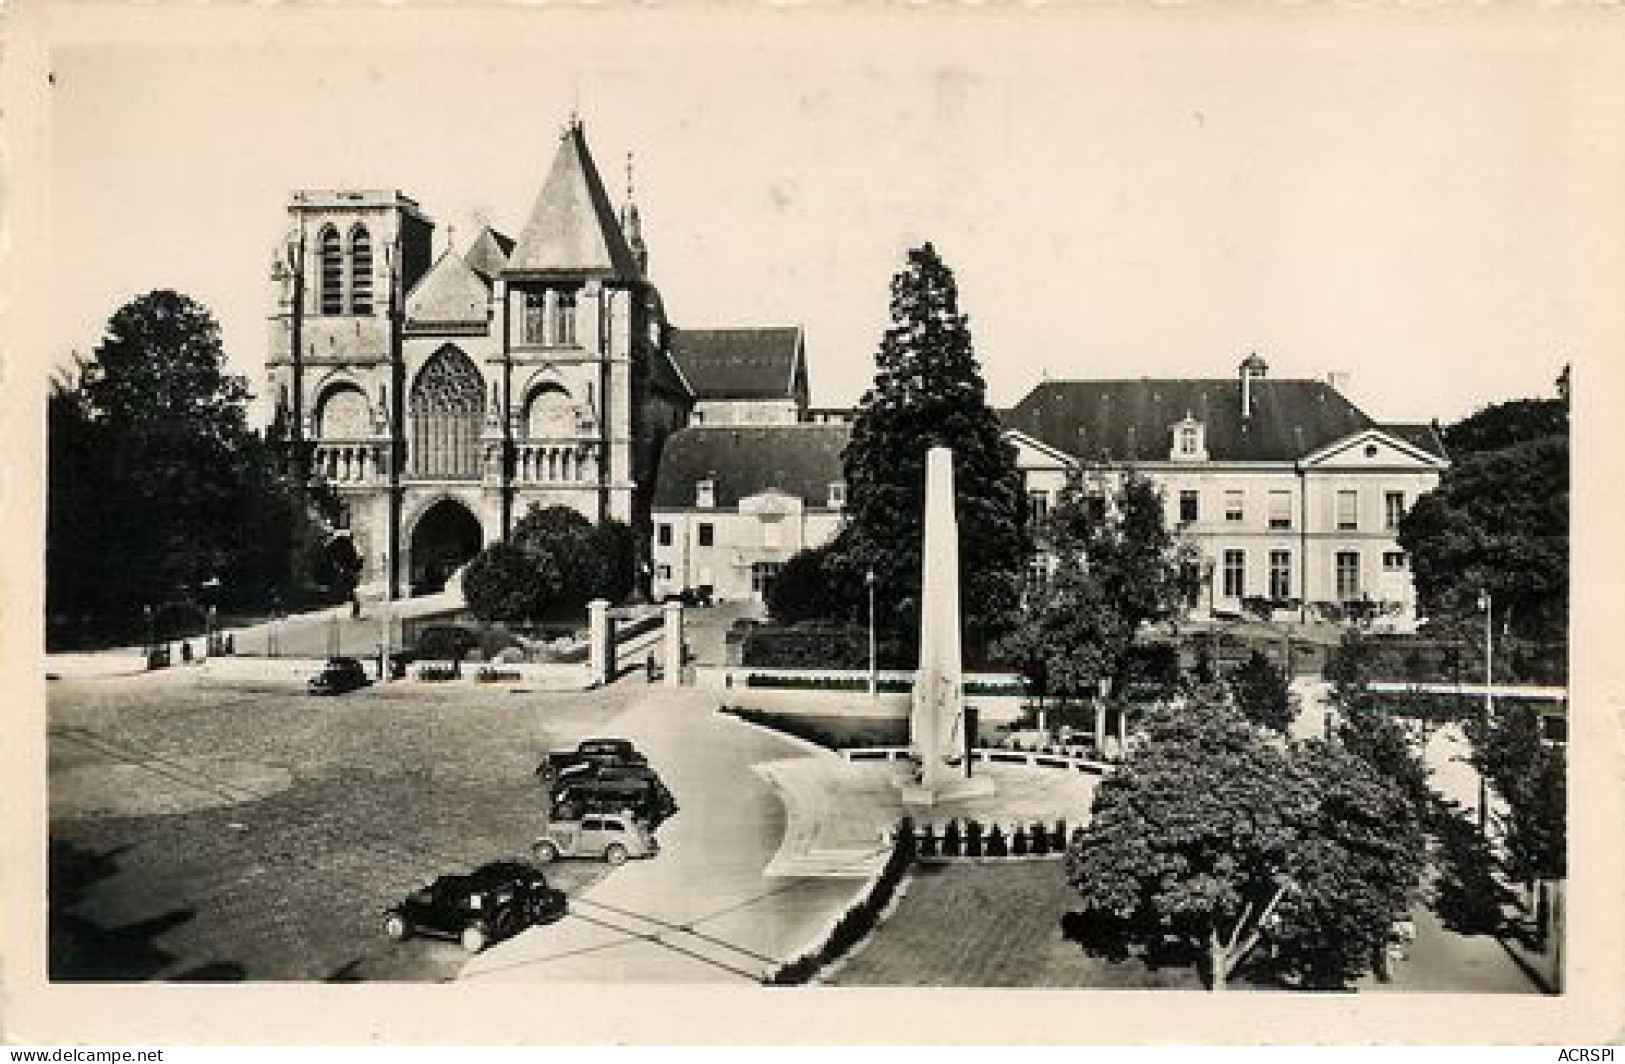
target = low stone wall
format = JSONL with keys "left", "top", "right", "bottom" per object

{"left": 839, "top": 746, "right": 1108, "bottom": 775}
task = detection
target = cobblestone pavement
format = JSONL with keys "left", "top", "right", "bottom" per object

{"left": 46, "top": 666, "right": 643, "bottom": 981}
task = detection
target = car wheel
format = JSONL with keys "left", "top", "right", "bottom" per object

{"left": 604, "top": 843, "right": 628, "bottom": 866}
{"left": 531, "top": 840, "right": 560, "bottom": 863}
{"left": 383, "top": 913, "right": 411, "bottom": 941}
{"left": 461, "top": 924, "right": 489, "bottom": 953}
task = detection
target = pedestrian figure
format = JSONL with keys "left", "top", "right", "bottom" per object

{"left": 645, "top": 651, "right": 657, "bottom": 683}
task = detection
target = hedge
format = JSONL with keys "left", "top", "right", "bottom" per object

{"left": 766, "top": 818, "right": 918, "bottom": 985}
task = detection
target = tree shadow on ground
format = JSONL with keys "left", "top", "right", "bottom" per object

{"left": 48, "top": 838, "right": 234, "bottom": 981}
{"left": 1425, "top": 801, "right": 1517, "bottom": 937}
{"left": 1059, "top": 909, "right": 1204, "bottom": 983}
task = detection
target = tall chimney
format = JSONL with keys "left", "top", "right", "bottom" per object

{"left": 1240, "top": 353, "right": 1268, "bottom": 418}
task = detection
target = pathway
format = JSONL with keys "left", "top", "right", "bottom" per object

{"left": 461, "top": 689, "right": 863, "bottom": 983}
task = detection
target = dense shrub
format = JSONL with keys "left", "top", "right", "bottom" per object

{"left": 942, "top": 819, "right": 962, "bottom": 857}
{"left": 965, "top": 820, "right": 984, "bottom": 858}
{"left": 1011, "top": 825, "right": 1029, "bottom": 856}
{"left": 1051, "top": 819, "right": 1068, "bottom": 851}
{"left": 918, "top": 822, "right": 938, "bottom": 858}
{"left": 1029, "top": 821, "right": 1050, "bottom": 856}
{"left": 985, "top": 824, "right": 1008, "bottom": 858}
{"left": 416, "top": 664, "right": 458, "bottom": 682}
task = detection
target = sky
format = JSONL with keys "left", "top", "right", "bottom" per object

{"left": 41, "top": 10, "right": 1598, "bottom": 427}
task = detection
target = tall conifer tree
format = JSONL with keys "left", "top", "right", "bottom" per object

{"left": 832, "top": 243, "right": 1027, "bottom": 661}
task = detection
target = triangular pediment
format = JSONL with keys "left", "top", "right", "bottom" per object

{"left": 1302, "top": 428, "right": 1449, "bottom": 470}
{"left": 1003, "top": 428, "right": 1076, "bottom": 471}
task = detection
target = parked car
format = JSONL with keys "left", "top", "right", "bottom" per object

{"left": 532, "top": 812, "right": 660, "bottom": 866}
{"left": 383, "top": 860, "right": 566, "bottom": 953}
{"left": 550, "top": 767, "right": 679, "bottom": 828}
{"left": 535, "top": 737, "right": 648, "bottom": 782}
{"left": 308, "top": 656, "right": 370, "bottom": 695}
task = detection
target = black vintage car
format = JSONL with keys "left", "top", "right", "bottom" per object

{"left": 308, "top": 656, "right": 370, "bottom": 695}
{"left": 535, "top": 737, "right": 648, "bottom": 783}
{"left": 383, "top": 861, "right": 567, "bottom": 953}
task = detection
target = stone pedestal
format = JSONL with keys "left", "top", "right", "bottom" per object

{"left": 587, "top": 598, "right": 611, "bottom": 687}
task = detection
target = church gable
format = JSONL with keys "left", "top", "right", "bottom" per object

{"left": 405, "top": 249, "right": 492, "bottom": 331}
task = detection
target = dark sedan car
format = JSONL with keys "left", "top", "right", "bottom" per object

{"left": 308, "top": 655, "right": 370, "bottom": 695}
{"left": 383, "top": 861, "right": 566, "bottom": 953}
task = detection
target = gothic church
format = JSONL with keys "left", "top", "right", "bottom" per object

{"left": 266, "top": 118, "right": 756, "bottom": 596}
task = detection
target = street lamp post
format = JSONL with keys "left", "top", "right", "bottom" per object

{"left": 1478, "top": 588, "right": 1494, "bottom": 836}
{"left": 866, "top": 568, "right": 877, "bottom": 698}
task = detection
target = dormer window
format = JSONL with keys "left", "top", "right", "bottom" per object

{"left": 696, "top": 478, "right": 716, "bottom": 509}
{"left": 1171, "top": 415, "right": 1208, "bottom": 462}
{"left": 828, "top": 481, "right": 846, "bottom": 509}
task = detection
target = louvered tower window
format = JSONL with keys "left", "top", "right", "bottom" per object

{"left": 349, "top": 225, "right": 373, "bottom": 315}
{"left": 318, "top": 226, "right": 344, "bottom": 315}
{"left": 409, "top": 347, "right": 485, "bottom": 479}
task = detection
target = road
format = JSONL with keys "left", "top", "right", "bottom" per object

{"left": 463, "top": 688, "right": 864, "bottom": 983}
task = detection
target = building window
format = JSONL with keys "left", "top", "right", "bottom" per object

{"left": 522, "top": 292, "right": 545, "bottom": 345}
{"left": 1268, "top": 490, "right": 1292, "bottom": 530}
{"left": 1028, "top": 490, "right": 1049, "bottom": 525}
{"left": 349, "top": 225, "right": 373, "bottom": 315}
{"left": 1086, "top": 495, "right": 1107, "bottom": 523}
{"left": 318, "top": 226, "right": 344, "bottom": 315}
{"left": 696, "top": 479, "right": 715, "bottom": 508}
{"left": 657, "top": 523, "right": 672, "bottom": 547}
{"left": 1222, "top": 549, "right": 1245, "bottom": 599}
{"left": 750, "top": 562, "right": 783, "bottom": 596}
{"left": 1336, "top": 551, "right": 1362, "bottom": 600}
{"left": 1224, "top": 490, "right": 1245, "bottom": 523}
{"left": 1026, "top": 556, "right": 1050, "bottom": 597}
{"left": 1179, "top": 490, "right": 1200, "bottom": 524}
{"left": 697, "top": 523, "right": 714, "bottom": 547}
{"left": 1177, "top": 426, "right": 1199, "bottom": 456}
{"left": 1180, "top": 560, "right": 1202, "bottom": 608}
{"left": 1385, "top": 491, "right": 1406, "bottom": 531}
{"left": 692, "top": 410, "right": 705, "bottom": 425}
{"left": 829, "top": 481, "right": 846, "bottom": 509}
{"left": 657, "top": 564, "right": 672, "bottom": 580}
{"left": 1336, "top": 490, "right": 1359, "bottom": 531}
{"left": 1383, "top": 550, "right": 1407, "bottom": 570}
{"left": 553, "top": 292, "right": 577, "bottom": 346}
{"left": 1269, "top": 550, "right": 1291, "bottom": 600}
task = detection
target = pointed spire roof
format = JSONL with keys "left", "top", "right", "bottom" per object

{"left": 463, "top": 225, "right": 515, "bottom": 282}
{"left": 506, "top": 120, "right": 640, "bottom": 281}
{"left": 405, "top": 247, "right": 492, "bottom": 326}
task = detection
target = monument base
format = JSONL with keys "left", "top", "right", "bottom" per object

{"left": 896, "top": 771, "right": 998, "bottom": 808}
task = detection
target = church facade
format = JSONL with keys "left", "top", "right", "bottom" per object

{"left": 266, "top": 120, "right": 697, "bottom": 596}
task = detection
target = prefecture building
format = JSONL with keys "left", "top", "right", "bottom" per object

{"left": 269, "top": 116, "right": 1445, "bottom": 620}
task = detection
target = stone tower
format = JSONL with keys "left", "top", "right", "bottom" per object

{"left": 268, "top": 119, "right": 691, "bottom": 599}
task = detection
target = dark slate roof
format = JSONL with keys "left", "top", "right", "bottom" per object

{"left": 506, "top": 122, "right": 639, "bottom": 280}
{"left": 1003, "top": 378, "right": 1379, "bottom": 463}
{"left": 669, "top": 327, "right": 802, "bottom": 401}
{"left": 1378, "top": 422, "right": 1449, "bottom": 460}
{"left": 653, "top": 425, "right": 849, "bottom": 509}
{"left": 463, "top": 225, "right": 515, "bottom": 282}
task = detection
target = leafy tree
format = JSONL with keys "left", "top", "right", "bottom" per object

{"left": 1468, "top": 706, "right": 1566, "bottom": 885}
{"left": 462, "top": 504, "right": 631, "bottom": 623}
{"left": 1398, "top": 377, "right": 1568, "bottom": 643}
{"left": 511, "top": 505, "right": 612, "bottom": 611}
{"left": 765, "top": 544, "right": 843, "bottom": 626}
{"left": 823, "top": 243, "right": 1029, "bottom": 663}
{"left": 1265, "top": 741, "right": 1426, "bottom": 989}
{"left": 1229, "top": 650, "right": 1294, "bottom": 734}
{"left": 999, "top": 468, "right": 1194, "bottom": 703}
{"left": 47, "top": 291, "right": 331, "bottom": 642}
{"left": 1066, "top": 701, "right": 1423, "bottom": 990}
{"left": 462, "top": 543, "right": 563, "bottom": 624}
{"left": 1325, "top": 631, "right": 1431, "bottom": 806}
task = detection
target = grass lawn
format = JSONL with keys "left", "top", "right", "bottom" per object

{"left": 829, "top": 860, "right": 1202, "bottom": 989}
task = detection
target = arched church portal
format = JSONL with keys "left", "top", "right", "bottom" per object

{"left": 409, "top": 498, "right": 482, "bottom": 595}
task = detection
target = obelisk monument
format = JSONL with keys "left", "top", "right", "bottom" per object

{"left": 903, "top": 445, "right": 986, "bottom": 805}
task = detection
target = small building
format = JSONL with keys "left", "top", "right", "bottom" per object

{"left": 650, "top": 424, "right": 850, "bottom": 603}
